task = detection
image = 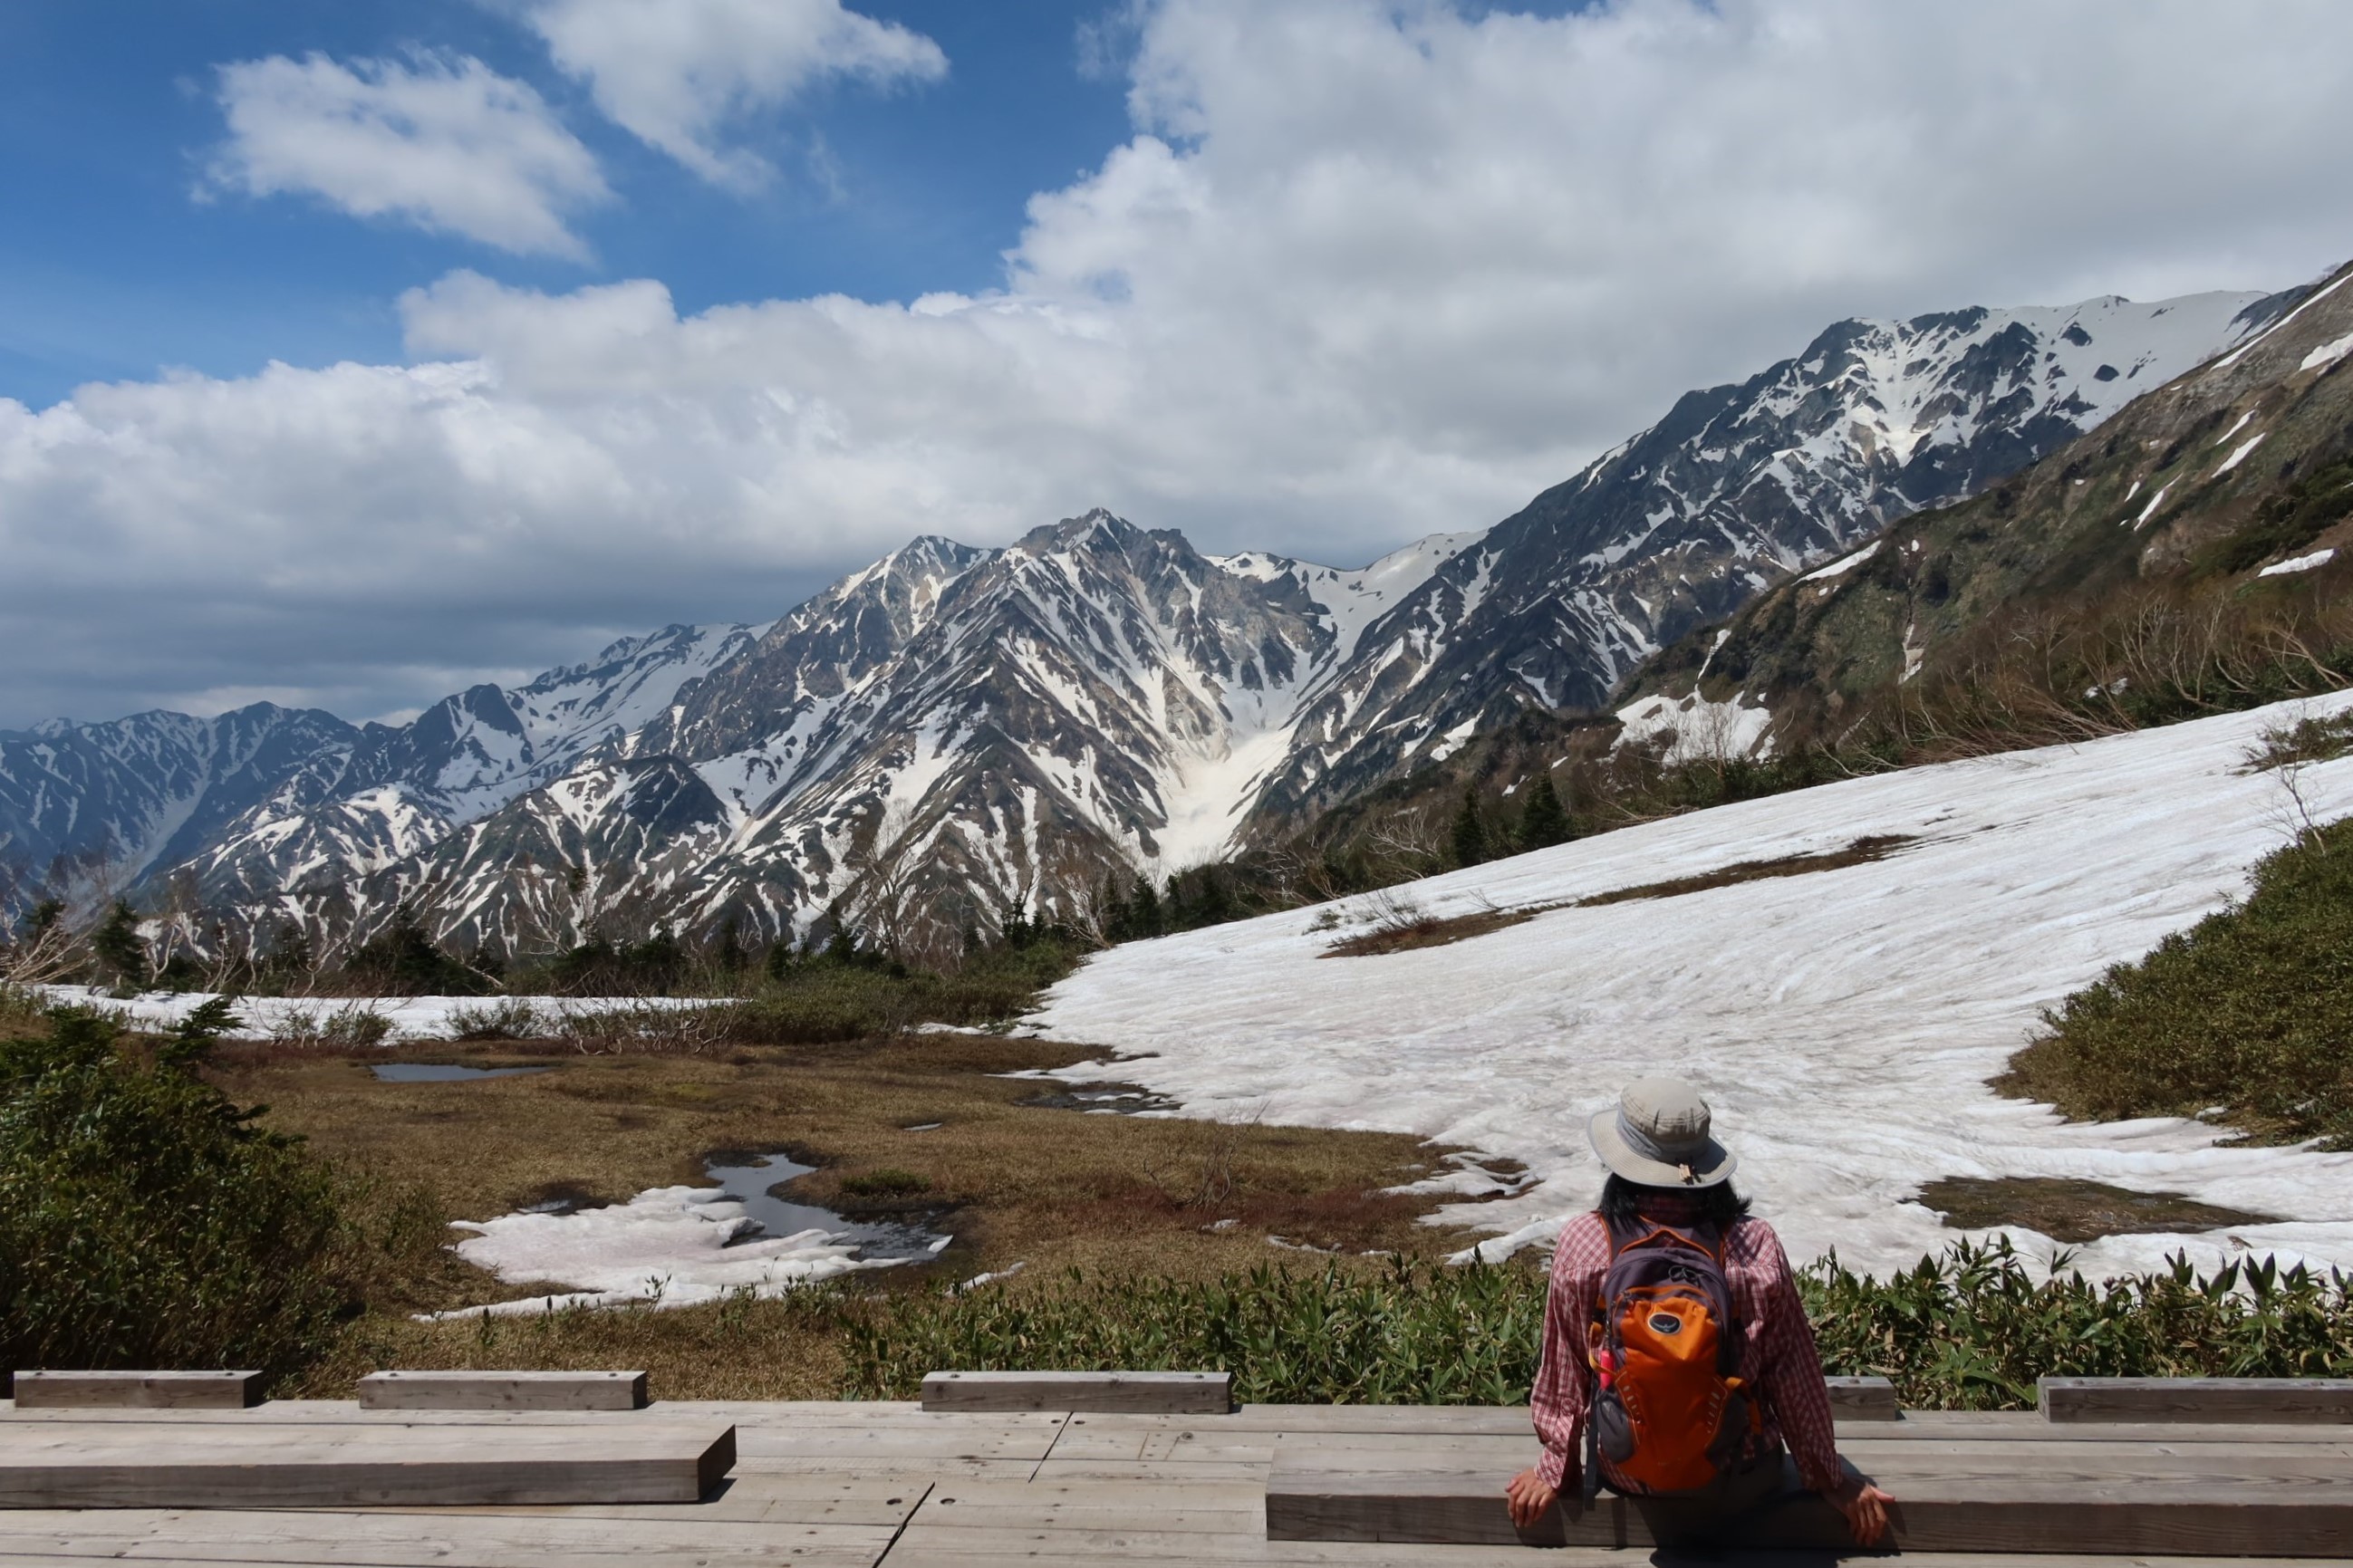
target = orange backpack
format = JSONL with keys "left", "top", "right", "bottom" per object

{"left": 1582, "top": 1217, "right": 1761, "bottom": 1500}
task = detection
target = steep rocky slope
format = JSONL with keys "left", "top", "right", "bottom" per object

{"left": 1621, "top": 260, "right": 2353, "bottom": 754}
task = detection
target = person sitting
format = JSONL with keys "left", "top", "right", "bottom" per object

{"left": 1504, "top": 1077, "right": 1894, "bottom": 1548}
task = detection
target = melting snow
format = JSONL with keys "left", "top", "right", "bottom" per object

{"left": 2260, "top": 548, "right": 2338, "bottom": 578}
{"left": 2126, "top": 482, "right": 2174, "bottom": 529}
{"left": 2301, "top": 332, "right": 2353, "bottom": 374}
{"left": 425, "top": 1186, "right": 903, "bottom": 1316}
{"left": 1029, "top": 696, "right": 2353, "bottom": 1280}
{"left": 2212, "top": 432, "right": 2268, "bottom": 478}
{"left": 1799, "top": 543, "right": 1880, "bottom": 584}
{"left": 1613, "top": 691, "right": 1775, "bottom": 763}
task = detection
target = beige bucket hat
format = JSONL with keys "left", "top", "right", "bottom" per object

{"left": 1587, "top": 1077, "right": 1737, "bottom": 1188}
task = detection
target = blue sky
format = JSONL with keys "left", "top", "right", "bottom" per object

{"left": 0, "top": 1, "right": 1136, "bottom": 405}
{"left": 3, "top": 0, "right": 2352, "bottom": 729}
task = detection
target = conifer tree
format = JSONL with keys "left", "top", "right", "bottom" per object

{"left": 1130, "top": 877, "right": 1162, "bottom": 938}
{"left": 1518, "top": 772, "right": 1571, "bottom": 851}
{"left": 1450, "top": 788, "right": 1490, "bottom": 869}
{"left": 91, "top": 899, "right": 146, "bottom": 986}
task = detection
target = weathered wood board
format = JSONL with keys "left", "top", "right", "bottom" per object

{"left": 0, "top": 1419, "right": 735, "bottom": 1508}
{"left": 922, "top": 1371, "right": 1233, "bottom": 1414}
{"left": 356, "top": 1371, "right": 649, "bottom": 1412}
{"left": 1827, "top": 1373, "right": 1901, "bottom": 1419}
{"left": 2041, "top": 1377, "right": 2353, "bottom": 1425}
{"left": 9, "top": 1371, "right": 264, "bottom": 1410}
{"left": 1265, "top": 1431, "right": 2353, "bottom": 1555}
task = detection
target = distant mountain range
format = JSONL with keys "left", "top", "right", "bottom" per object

{"left": 0, "top": 279, "right": 2309, "bottom": 956}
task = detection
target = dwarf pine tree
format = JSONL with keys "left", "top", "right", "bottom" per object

{"left": 1517, "top": 773, "right": 1571, "bottom": 851}
{"left": 1450, "top": 788, "right": 1490, "bottom": 869}
{"left": 90, "top": 900, "right": 146, "bottom": 986}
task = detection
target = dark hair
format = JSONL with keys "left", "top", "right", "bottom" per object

{"left": 1598, "top": 1173, "right": 1752, "bottom": 1228}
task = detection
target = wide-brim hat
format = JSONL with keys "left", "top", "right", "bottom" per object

{"left": 1588, "top": 1076, "right": 1737, "bottom": 1188}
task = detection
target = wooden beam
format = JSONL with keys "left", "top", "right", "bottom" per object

{"left": 1265, "top": 1433, "right": 2353, "bottom": 1554}
{"left": 1827, "top": 1374, "right": 1901, "bottom": 1419}
{"left": 9, "top": 1371, "right": 264, "bottom": 1410}
{"left": 921, "top": 1371, "right": 1233, "bottom": 1414}
{"left": 357, "top": 1371, "right": 649, "bottom": 1412}
{"left": 2041, "top": 1377, "right": 2353, "bottom": 1425}
{"left": 0, "top": 1419, "right": 735, "bottom": 1507}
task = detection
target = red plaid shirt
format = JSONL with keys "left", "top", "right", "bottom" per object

{"left": 1530, "top": 1201, "right": 1843, "bottom": 1496}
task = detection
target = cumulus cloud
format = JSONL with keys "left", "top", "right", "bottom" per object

{"left": 13, "top": 0, "right": 2353, "bottom": 726}
{"left": 208, "top": 51, "right": 612, "bottom": 258}
{"left": 521, "top": 0, "right": 949, "bottom": 188}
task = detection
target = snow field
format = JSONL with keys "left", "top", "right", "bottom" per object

{"left": 1029, "top": 694, "right": 2353, "bottom": 1281}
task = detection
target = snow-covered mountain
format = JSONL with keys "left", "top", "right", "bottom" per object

{"left": 0, "top": 280, "right": 2303, "bottom": 952}
{"left": 1247, "top": 287, "right": 2302, "bottom": 818}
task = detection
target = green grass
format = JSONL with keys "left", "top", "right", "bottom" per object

{"left": 2000, "top": 814, "right": 2353, "bottom": 1146}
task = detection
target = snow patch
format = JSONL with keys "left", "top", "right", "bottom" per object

{"left": 2259, "top": 549, "right": 2337, "bottom": 578}
{"left": 426, "top": 1185, "right": 902, "bottom": 1316}
{"left": 2300, "top": 332, "right": 2353, "bottom": 374}
{"left": 1028, "top": 695, "right": 2353, "bottom": 1281}
{"left": 1614, "top": 691, "right": 1775, "bottom": 764}
{"left": 2212, "top": 432, "right": 2268, "bottom": 478}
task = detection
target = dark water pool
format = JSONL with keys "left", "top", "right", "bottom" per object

{"left": 371, "top": 1063, "right": 550, "bottom": 1082}
{"left": 703, "top": 1154, "right": 947, "bottom": 1262}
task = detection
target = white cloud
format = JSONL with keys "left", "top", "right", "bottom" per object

{"left": 209, "top": 52, "right": 612, "bottom": 259}
{"left": 521, "top": 0, "right": 949, "bottom": 188}
{"left": 14, "top": 0, "right": 2353, "bottom": 726}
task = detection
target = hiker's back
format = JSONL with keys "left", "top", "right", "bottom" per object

{"left": 1587, "top": 1213, "right": 1760, "bottom": 1494}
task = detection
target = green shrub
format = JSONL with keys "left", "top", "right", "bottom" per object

{"left": 0, "top": 1007, "right": 353, "bottom": 1386}
{"left": 842, "top": 1243, "right": 2353, "bottom": 1411}
{"left": 731, "top": 939, "right": 1084, "bottom": 1042}
{"left": 2000, "top": 814, "right": 2353, "bottom": 1145}
{"left": 844, "top": 1259, "right": 1548, "bottom": 1404}
{"left": 1806, "top": 1239, "right": 2353, "bottom": 1409}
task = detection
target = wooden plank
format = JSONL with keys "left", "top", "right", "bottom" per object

{"left": 0, "top": 1505, "right": 891, "bottom": 1564}
{"left": 923, "top": 1371, "right": 1233, "bottom": 1414}
{"left": 343, "top": 1472, "right": 930, "bottom": 1525}
{"left": 2042, "top": 1377, "right": 2353, "bottom": 1425}
{"left": 0, "top": 1420, "right": 734, "bottom": 1508}
{"left": 356, "top": 1371, "right": 647, "bottom": 1412}
{"left": 1266, "top": 1441, "right": 2353, "bottom": 1554}
{"left": 1841, "top": 1410, "right": 2353, "bottom": 1444}
{"left": 10, "top": 1373, "right": 263, "bottom": 1411}
{"left": 883, "top": 1522, "right": 1618, "bottom": 1563}
{"left": 906, "top": 1476, "right": 1264, "bottom": 1534}
{"left": 1235, "top": 1407, "right": 1530, "bottom": 1436}
{"left": 734, "top": 1421, "right": 1064, "bottom": 1461}
{"left": 887, "top": 1530, "right": 2353, "bottom": 1568}
{"left": 1826, "top": 1374, "right": 1900, "bottom": 1420}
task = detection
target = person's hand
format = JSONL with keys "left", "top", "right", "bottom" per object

{"left": 1505, "top": 1467, "right": 1559, "bottom": 1529}
{"left": 1827, "top": 1473, "right": 1895, "bottom": 1545}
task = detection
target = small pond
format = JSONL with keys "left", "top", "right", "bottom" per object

{"left": 705, "top": 1154, "right": 947, "bottom": 1262}
{"left": 371, "top": 1063, "right": 551, "bottom": 1082}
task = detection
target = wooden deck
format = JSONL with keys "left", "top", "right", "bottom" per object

{"left": 2, "top": 1398, "right": 2346, "bottom": 1567}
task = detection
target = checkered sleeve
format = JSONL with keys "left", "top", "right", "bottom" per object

{"left": 1529, "top": 1214, "right": 1610, "bottom": 1492}
{"left": 1738, "top": 1222, "right": 1844, "bottom": 1496}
